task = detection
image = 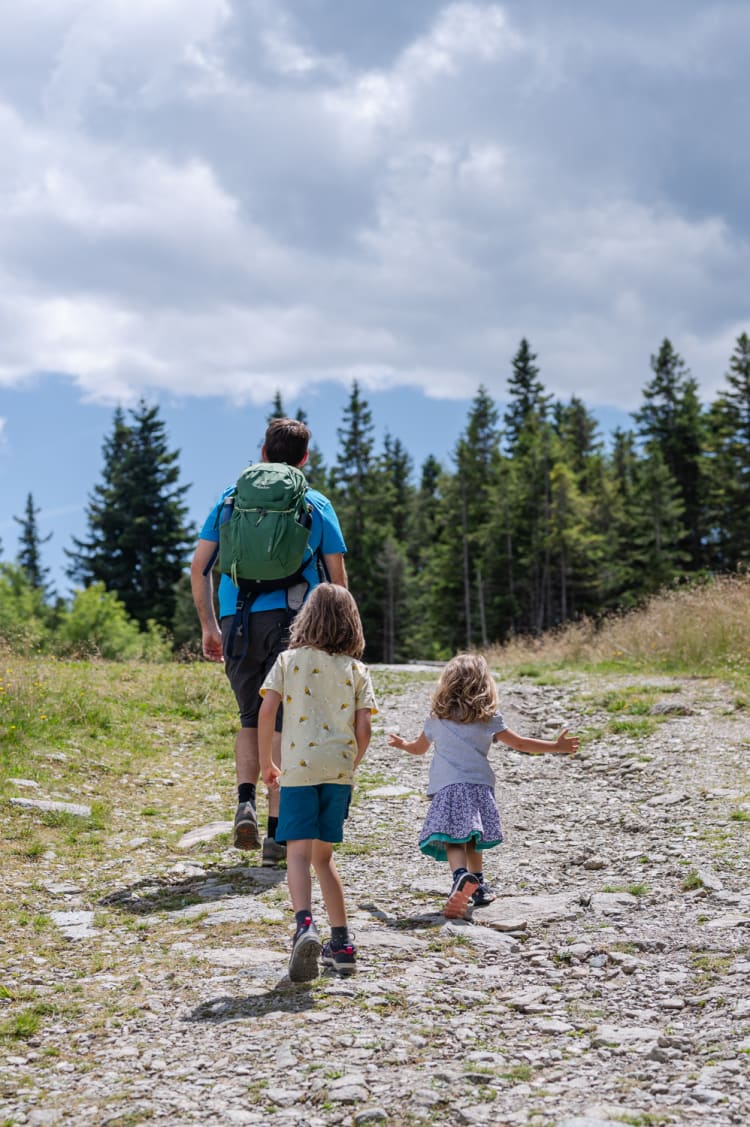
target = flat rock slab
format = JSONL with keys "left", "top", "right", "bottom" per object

{"left": 442, "top": 921, "right": 515, "bottom": 950}
{"left": 646, "top": 790, "right": 690, "bottom": 806}
{"left": 589, "top": 892, "right": 638, "bottom": 915}
{"left": 355, "top": 927, "right": 424, "bottom": 953}
{"left": 177, "top": 821, "right": 233, "bottom": 848}
{"left": 705, "top": 911, "right": 750, "bottom": 929}
{"left": 559, "top": 1119, "right": 624, "bottom": 1127}
{"left": 480, "top": 891, "right": 581, "bottom": 928}
{"left": 171, "top": 895, "right": 285, "bottom": 925}
{"left": 9, "top": 797, "right": 91, "bottom": 817}
{"left": 44, "top": 882, "right": 83, "bottom": 896}
{"left": 593, "top": 1023, "right": 662, "bottom": 1048}
{"left": 366, "top": 785, "right": 415, "bottom": 798}
{"left": 198, "top": 946, "right": 283, "bottom": 968}
{"left": 49, "top": 910, "right": 96, "bottom": 940}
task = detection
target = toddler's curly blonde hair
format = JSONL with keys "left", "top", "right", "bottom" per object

{"left": 431, "top": 653, "right": 498, "bottom": 723}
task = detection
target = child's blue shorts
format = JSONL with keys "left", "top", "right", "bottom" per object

{"left": 276, "top": 783, "right": 353, "bottom": 844}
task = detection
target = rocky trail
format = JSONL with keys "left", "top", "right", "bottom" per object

{"left": 2, "top": 668, "right": 750, "bottom": 1126}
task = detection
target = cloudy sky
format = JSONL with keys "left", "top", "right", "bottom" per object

{"left": 1, "top": 0, "right": 748, "bottom": 586}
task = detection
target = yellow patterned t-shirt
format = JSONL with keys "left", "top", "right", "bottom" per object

{"left": 260, "top": 646, "right": 378, "bottom": 786}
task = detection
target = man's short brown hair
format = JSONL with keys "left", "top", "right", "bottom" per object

{"left": 264, "top": 417, "right": 311, "bottom": 465}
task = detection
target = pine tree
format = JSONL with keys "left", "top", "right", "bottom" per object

{"left": 295, "top": 406, "right": 328, "bottom": 491}
{"left": 455, "top": 388, "right": 502, "bottom": 647}
{"left": 504, "top": 339, "right": 550, "bottom": 452}
{"left": 553, "top": 397, "right": 602, "bottom": 491}
{"left": 66, "top": 400, "right": 195, "bottom": 630}
{"left": 546, "top": 461, "right": 595, "bottom": 624}
{"left": 630, "top": 445, "right": 689, "bottom": 593}
{"left": 267, "top": 390, "right": 286, "bottom": 421}
{"left": 377, "top": 433, "right": 415, "bottom": 661}
{"left": 14, "top": 493, "right": 53, "bottom": 596}
{"left": 634, "top": 340, "right": 706, "bottom": 567}
{"left": 329, "top": 382, "right": 383, "bottom": 654}
{"left": 502, "top": 346, "right": 556, "bottom": 634}
{"left": 705, "top": 333, "right": 750, "bottom": 568}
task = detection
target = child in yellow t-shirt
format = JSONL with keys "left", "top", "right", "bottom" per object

{"left": 259, "top": 584, "right": 377, "bottom": 981}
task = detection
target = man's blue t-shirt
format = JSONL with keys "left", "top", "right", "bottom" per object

{"left": 199, "top": 486, "right": 347, "bottom": 618}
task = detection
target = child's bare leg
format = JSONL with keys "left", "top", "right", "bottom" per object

{"left": 286, "top": 839, "right": 314, "bottom": 913}
{"left": 466, "top": 844, "right": 483, "bottom": 874}
{"left": 311, "top": 840, "right": 347, "bottom": 928}
{"left": 446, "top": 843, "right": 469, "bottom": 873}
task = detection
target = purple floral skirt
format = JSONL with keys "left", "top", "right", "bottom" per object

{"left": 419, "top": 782, "right": 503, "bottom": 861}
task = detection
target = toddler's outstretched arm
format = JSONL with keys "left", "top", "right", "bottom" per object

{"left": 388, "top": 732, "right": 430, "bottom": 756}
{"left": 496, "top": 727, "right": 579, "bottom": 756}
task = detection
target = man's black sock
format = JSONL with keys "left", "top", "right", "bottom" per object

{"left": 267, "top": 816, "right": 278, "bottom": 840}
{"left": 330, "top": 926, "right": 350, "bottom": 948}
{"left": 238, "top": 783, "right": 256, "bottom": 805}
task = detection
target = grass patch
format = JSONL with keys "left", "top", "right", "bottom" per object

{"left": 485, "top": 574, "right": 750, "bottom": 686}
{"left": 607, "top": 717, "right": 657, "bottom": 737}
{"left": 729, "top": 809, "right": 750, "bottom": 823}
{"left": 601, "top": 883, "right": 649, "bottom": 897}
{"left": 0, "top": 1008, "right": 42, "bottom": 1041}
{"left": 500, "top": 1064, "right": 534, "bottom": 1083}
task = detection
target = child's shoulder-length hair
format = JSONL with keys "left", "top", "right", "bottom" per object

{"left": 288, "top": 583, "right": 365, "bottom": 659}
{"left": 432, "top": 653, "right": 497, "bottom": 723}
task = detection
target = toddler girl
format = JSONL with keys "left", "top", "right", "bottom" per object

{"left": 259, "top": 584, "right": 377, "bottom": 981}
{"left": 388, "top": 653, "right": 578, "bottom": 919}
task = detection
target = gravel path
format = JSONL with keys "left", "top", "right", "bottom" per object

{"left": 3, "top": 667, "right": 750, "bottom": 1126}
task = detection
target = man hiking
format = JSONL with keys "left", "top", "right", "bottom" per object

{"left": 190, "top": 417, "right": 347, "bottom": 865}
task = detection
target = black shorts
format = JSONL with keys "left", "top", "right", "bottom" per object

{"left": 221, "top": 609, "right": 293, "bottom": 730}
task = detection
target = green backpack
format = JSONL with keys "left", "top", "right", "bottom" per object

{"left": 218, "top": 462, "right": 313, "bottom": 591}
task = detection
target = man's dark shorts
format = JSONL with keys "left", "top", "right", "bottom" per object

{"left": 221, "top": 609, "right": 292, "bottom": 730}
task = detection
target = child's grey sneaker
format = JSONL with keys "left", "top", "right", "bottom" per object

{"left": 261, "top": 836, "right": 287, "bottom": 866}
{"left": 233, "top": 801, "right": 261, "bottom": 851}
{"left": 471, "top": 881, "right": 496, "bottom": 907}
{"left": 321, "top": 938, "right": 357, "bottom": 975}
{"left": 288, "top": 917, "right": 321, "bottom": 982}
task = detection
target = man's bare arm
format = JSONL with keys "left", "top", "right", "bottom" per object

{"left": 190, "top": 539, "right": 223, "bottom": 662}
{"left": 323, "top": 553, "right": 348, "bottom": 587}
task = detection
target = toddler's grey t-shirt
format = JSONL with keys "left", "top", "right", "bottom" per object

{"left": 423, "top": 713, "right": 506, "bottom": 796}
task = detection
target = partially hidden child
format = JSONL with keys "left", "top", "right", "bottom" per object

{"left": 388, "top": 653, "right": 579, "bottom": 919}
{"left": 259, "top": 584, "right": 377, "bottom": 982}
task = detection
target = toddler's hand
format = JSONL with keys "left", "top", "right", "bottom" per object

{"left": 554, "top": 729, "right": 579, "bottom": 755}
{"left": 387, "top": 733, "right": 407, "bottom": 750}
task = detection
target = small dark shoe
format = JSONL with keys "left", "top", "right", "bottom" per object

{"left": 233, "top": 801, "right": 261, "bottom": 851}
{"left": 321, "top": 939, "right": 357, "bottom": 975}
{"left": 471, "top": 881, "right": 496, "bottom": 907}
{"left": 288, "top": 917, "right": 321, "bottom": 982}
{"left": 444, "top": 871, "right": 479, "bottom": 919}
{"left": 262, "top": 836, "right": 287, "bottom": 867}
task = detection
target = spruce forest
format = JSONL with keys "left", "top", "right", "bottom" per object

{"left": 5, "top": 333, "right": 750, "bottom": 663}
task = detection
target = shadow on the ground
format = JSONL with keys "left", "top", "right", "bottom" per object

{"left": 358, "top": 900, "right": 444, "bottom": 930}
{"left": 186, "top": 983, "right": 316, "bottom": 1023}
{"left": 100, "top": 861, "right": 286, "bottom": 916}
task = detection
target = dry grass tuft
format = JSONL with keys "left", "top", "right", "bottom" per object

{"left": 487, "top": 574, "right": 750, "bottom": 674}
